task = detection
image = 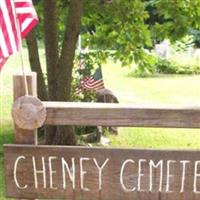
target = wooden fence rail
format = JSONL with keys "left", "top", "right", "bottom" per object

{"left": 44, "top": 101, "right": 200, "bottom": 128}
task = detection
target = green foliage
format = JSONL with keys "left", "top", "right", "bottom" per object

{"left": 34, "top": 1, "right": 69, "bottom": 46}
{"left": 156, "top": 56, "right": 200, "bottom": 75}
{"left": 189, "top": 29, "right": 200, "bottom": 48}
{"left": 71, "top": 52, "right": 104, "bottom": 139}
{"left": 34, "top": 0, "right": 200, "bottom": 74}
{"left": 150, "top": 0, "right": 200, "bottom": 42}
{"left": 71, "top": 52, "right": 105, "bottom": 102}
{"left": 133, "top": 57, "right": 200, "bottom": 77}
{"left": 83, "top": 0, "right": 152, "bottom": 66}
{"left": 154, "top": 58, "right": 175, "bottom": 74}
{"left": 132, "top": 52, "right": 157, "bottom": 77}
{"left": 172, "top": 35, "right": 194, "bottom": 52}
{"left": 80, "top": 0, "right": 200, "bottom": 74}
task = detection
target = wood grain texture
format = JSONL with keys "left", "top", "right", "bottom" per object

{"left": 43, "top": 102, "right": 200, "bottom": 128}
{"left": 13, "top": 73, "right": 37, "bottom": 144}
{"left": 13, "top": 73, "right": 37, "bottom": 99}
{"left": 12, "top": 96, "right": 46, "bottom": 130}
{"left": 4, "top": 145, "right": 200, "bottom": 200}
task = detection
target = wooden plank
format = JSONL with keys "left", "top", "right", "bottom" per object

{"left": 13, "top": 73, "right": 37, "bottom": 144}
{"left": 43, "top": 102, "right": 200, "bottom": 128}
{"left": 4, "top": 144, "right": 200, "bottom": 200}
{"left": 13, "top": 74, "right": 38, "bottom": 200}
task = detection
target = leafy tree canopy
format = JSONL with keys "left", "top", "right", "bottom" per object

{"left": 82, "top": 0, "right": 200, "bottom": 66}
{"left": 34, "top": 0, "right": 200, "bottom": 67}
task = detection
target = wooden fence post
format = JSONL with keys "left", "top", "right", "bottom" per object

{"left": 13, "top": 72, "right": 37, "bottom": 144}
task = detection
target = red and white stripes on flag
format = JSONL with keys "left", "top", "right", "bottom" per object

{"left": 0, "top": 0, "right": 38, "bottom": 70}
{"left": 81, "top": 76, "right": 105, "bottom": 91}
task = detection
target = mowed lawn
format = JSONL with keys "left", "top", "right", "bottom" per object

{"left": 1, "top": 51, "right": 200, "bottom": 199}
{"left": 102, "top": 61, "right": 200, "bottom": 148}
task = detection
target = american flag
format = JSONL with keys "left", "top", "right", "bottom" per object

{"left": 0, "top": 0, "right": 38, "bottom": 70}
{"left": 80, "top": 67, "right": 105, "bottom": 91}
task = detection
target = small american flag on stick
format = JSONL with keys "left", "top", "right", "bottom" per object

{"left": 80, "top": 67, "right": 105, "bottom": 91}
{"left": 0, "top": 0, "right": 38, "bottom": 70}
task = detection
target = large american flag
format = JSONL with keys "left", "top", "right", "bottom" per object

{"left": 80, "top": 67, "right": 105, "bottom": 91}
{"left": 0, "top": 0, "right": 38, "bottom": 70}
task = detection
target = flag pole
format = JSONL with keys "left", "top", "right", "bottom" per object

{"left": 12, "top": 0, "right": 29, "bottom": 96}
{"left": 12, "top": 0, "right": 38, "bottom": 145}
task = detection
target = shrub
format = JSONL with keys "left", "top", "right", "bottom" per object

{"left": 155, "top": 58, "right": 177, "bottom": 74}
{"left": 172, "top": 35, "right": 194, "bottom": 52}
{"left": 156, "top": 58, "right": 200, "bottom": 75}
{"left": 132, "top": 57, "right": 200, "bottom": 77}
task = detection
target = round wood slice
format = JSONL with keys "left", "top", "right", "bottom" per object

{"left": 12, "top": 95, "right": 46, "bottom": 130}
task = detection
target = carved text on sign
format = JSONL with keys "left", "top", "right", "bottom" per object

{"left": 4, "top": 145, "right": 200, "bottom": 199}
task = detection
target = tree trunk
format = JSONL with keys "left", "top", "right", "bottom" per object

{"left": 43, "top": 0, "right": 84, "bottom": 145}
{"left": 26, "top": 28, "right": 48, "bottom": 101}
{"left": 57, "top": 0, "right": 84, "bottom": 101}
{"left": 51, "top": 0, "right": 84, "bottom": 145}
{"left": 43, "top": 0, "right": 59, "bottom": 101}
{"left": 43, "top": 0, "right": 60, "bottom": 144}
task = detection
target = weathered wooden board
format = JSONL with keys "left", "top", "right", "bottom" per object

{"left": 13, "top": 73, "right": 37, "bottom": 144}
{"left": 43, "top": 102, "right": 200, "bottom": 128}
{"left": 4, "top": 144, "right": 200, "bottom": 199}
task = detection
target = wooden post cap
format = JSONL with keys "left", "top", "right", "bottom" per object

{"left": 12, "top": 95, "right": 46, "bottom": 130}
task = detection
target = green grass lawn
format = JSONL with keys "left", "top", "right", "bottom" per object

{"left": 1, "top": 52, "right": 200, "bottom": 199}
{"left": 102, "top": 61, "right": 200, "bottom": 148}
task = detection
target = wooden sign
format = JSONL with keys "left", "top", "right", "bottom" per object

{"left": 4, "top": 145, "right": 200, "bottom": 200}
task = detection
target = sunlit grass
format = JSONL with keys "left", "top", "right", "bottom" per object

{"left": 109, "top": 128, "right": 200, "bottom": 149}
{"left": 102, "top": 61, "right": 200, "bottom": 148}
{"left": 103, "top": 61, "right": 200, "bottom": 106}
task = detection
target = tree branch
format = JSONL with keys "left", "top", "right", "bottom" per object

{"left": 26, "top": 28, "right": 48, "bottom": 100}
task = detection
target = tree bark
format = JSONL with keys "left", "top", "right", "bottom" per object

{"left": 26, "top": 28, "right": 48, "bottom": 101}
{"left": 43, "top": 0, "right": 59, "bottom": 101}
{"left": 43, "top": 0, "right": 84, "bottom": 145}
{"left": 49, "top": 0, "right": 84, "bottom": 145}
{"left": 57, "top": 0, "right": 84, "bottom": 101}
{"left": 43, "top": 0, "right": 60, "bottom": 144}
